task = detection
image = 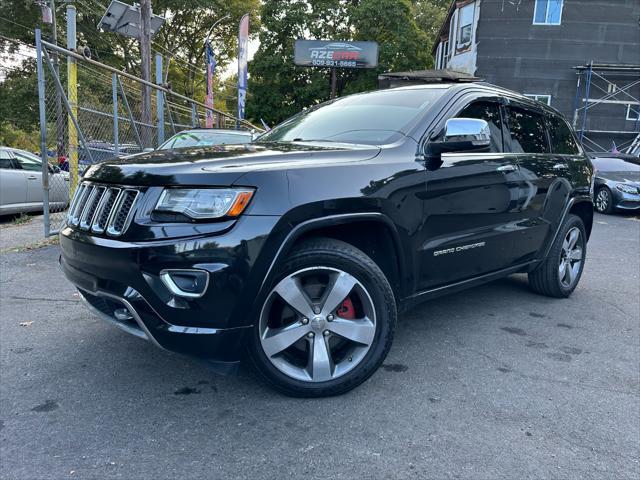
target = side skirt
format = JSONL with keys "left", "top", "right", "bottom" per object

{"left": 399, "top": 260, "right": 540, "bottom": 312}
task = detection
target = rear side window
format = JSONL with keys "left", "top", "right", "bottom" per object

{"left": 506, "top": 106, "right": 550, "bottom": 154}
{"left": 0, "top": 150, "right": 14, "bottom": 169}
{"left": 457, "top": 101, "right": 504, "bottom": 152}
{"left": 13, "top": 151, "right": 42, "bottom": 172}
{"left": 547, "top": 114, "right": 580, "bottom": 154}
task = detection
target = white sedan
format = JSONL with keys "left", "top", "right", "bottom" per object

{"left": 0, "top": 147, "right": 70, "bottom": 215}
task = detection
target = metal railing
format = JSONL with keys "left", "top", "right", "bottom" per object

{"left": 34, "top": 28, "right": 261, "bottom": 236}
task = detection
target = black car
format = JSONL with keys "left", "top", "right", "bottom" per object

{"left": 589, "top": 153, "right": 640, "bottom": 214}
{"left": 60, "top": 83, "right": 594, "bottom": 397}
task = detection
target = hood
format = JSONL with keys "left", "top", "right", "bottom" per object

{"left": 82, "top": 142, "right": 381, "bottom": 186}
{"left": 598, "top": 171, "right": 640, "bottom": 185}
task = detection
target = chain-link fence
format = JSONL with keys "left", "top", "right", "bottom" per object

{"left": 35, "top": 31, "right": 259, "bottom": 236}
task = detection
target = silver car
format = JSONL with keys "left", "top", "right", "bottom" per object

{"left": 0, "top": 147, "right": 70, "bottom": 215}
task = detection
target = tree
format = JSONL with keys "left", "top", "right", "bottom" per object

{"left": 247, "top": 0, "right": 440, "bottom": 125}
{"left": 0, "top": 0, "right": 259, "bottom": 97}
{"left": 413, "top": 0, "right": 451, "bottom": 55}
{"left": 0, "top": 0, "right": 260, "bottom": 144}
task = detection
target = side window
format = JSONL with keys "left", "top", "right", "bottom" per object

{"left": 0, "top": 150, "right": 15, "bottom": 169}
{"left": 457, "top": 101, "right": 504, "bottom": 152}
{"left": 547, "top": 114, "right": 580, "bottom": 154}
{"left": 505, "top": 106, "right": 550, "bottom": 154}
{"left": 456, "top": 2, "right": 475, "bottom": 53}
{"left": 13, "top": 151, "right": 42, "bottom": 172}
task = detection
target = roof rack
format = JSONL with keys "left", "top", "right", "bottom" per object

{"left": 378, "top": 69, "right": 481, "bottom": 89}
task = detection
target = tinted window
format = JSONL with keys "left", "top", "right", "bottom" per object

{"left": 547, "top": 114, "right": 580, "bottom": 154}
{"left": 506, "top": 106, "right": 549, "bottom": 153}
{"left": 457, "top": 101, "right": 504, "bottom": 152}
{"left": 0, "top": 150, "right": 14, "bottom": 169}
{"left": 159, "top": 131, "right": 252, "bottom": 150}
{"left": 13, "top": 151, "right": 42, "bottom": 172}
{"left": 257, "top": 88, "right": 446, "bottom": 146}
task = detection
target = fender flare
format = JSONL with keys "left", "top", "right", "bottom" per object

{"left": 256, "top": 212, "right": 407, "bottom": 299}
{"left": 542, "top": 195, "right": 593, "bottom": 259}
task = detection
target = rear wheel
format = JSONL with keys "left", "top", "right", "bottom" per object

{"left": 595, "top": 187, "right": 613, "bottom": 214}
{"left": 528, "top": 214, "right": 586, "bottom": 298}
{"left": 247, "top": 238, "right": 396, "bottom": 397}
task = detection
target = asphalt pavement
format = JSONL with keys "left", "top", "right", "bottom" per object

{"left": 1, "top": 213, "right": 638, "bottom": 479}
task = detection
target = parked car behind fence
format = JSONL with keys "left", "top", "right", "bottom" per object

{"left": 0, "top": 147, "right": 70, "bottom": 216}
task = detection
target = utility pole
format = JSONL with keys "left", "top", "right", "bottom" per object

{"left": 139, "top": 0, "right": 152, "bottom": 148}
{"left": 49, "top": 0, "right": 65, "bottom": 166}
{"left": 330, "top": 68, "right": 337, "bottom": 99}
{"left": 66, "top": 2, "right": 79, "bottom": 194}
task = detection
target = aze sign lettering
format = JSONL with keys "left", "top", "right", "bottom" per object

{"left": 294, "top": 40, "right": 379, "bottom": 69}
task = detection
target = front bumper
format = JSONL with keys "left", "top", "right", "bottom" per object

{"left": 60, "top": 214, "right": 282, "bottom": 362}
{"left": 612, "top": 187, "right": 640, "bottom": 211}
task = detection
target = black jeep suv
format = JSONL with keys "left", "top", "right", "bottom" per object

{"left": 60, "top": 83, "right": 594, "bottom": 397}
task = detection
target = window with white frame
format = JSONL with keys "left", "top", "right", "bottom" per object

{"left": 524, "top": 94, "right": 552, "bottom": 106}
{"left": 533, "top": 0, "right": 563, "bottom": 25}
{"left": 626, "top": 104, "right": 640, "bottom": 121}
{"left": 456, "top": 2, "right": 475, "bottom": 53}
{"left": 437, "top": 38, "right": 449, "bottom": 68}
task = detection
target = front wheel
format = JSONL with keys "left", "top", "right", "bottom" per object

{"left": 528, "top": 214, "right": 587, "bottom": 298}
{"left": 247, "top": 238, "right": 396, "bottom": 397}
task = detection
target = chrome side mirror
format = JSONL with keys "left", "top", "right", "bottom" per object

{"left": 424, "top": 118, "right": 491, "bottom": 160}
{"left": 443, "top": 118, "right": 491, "bottom": 146}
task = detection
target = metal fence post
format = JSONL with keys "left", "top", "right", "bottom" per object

{"left": 112, "top": 73, "right": 119, "bottom": 156}
{"left": 35, "top": 29, "right": 51, "bottom": 238}
{"left": 191, "top": 103, "right": 197, "bottom": 128}
{"left": 155, "top": 54, "right": 164, "bottom": 146}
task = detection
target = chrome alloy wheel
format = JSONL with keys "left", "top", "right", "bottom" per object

{"left": 559, "top": 227, "right": 583, "bottom": 288}
{"left": 259, "top": 267, "right": 376, "bottom": 383}
{"left": 595, "top": 188, "right": 610, "bottom": 212}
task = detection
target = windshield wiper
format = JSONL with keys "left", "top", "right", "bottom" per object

{"left": 291, "top": 138, "right": 341, "bottom": 143}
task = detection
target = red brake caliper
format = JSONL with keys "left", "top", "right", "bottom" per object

{"left": 336, "top": 297, "right": 356, "bottom": 319}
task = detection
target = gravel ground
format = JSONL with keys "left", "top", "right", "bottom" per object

{"left": 0, "top": 215, "right": 47, "bottom": 253}
{"left": 0, "top": 212, "right": 638, "bottom": 480}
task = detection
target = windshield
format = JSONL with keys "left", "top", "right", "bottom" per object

{"left": 257, "top": 88, "right": 446, "bottom": 146}
{"left": 592, "top": 157, "right": 640, "bottom": 172}
{"left": 159, "top": 130, "right": 252, "bottom": 150}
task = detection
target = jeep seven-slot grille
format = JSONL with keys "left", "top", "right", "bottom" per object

{"left": 67, "top": 182, "right": 140, "bottom": 236}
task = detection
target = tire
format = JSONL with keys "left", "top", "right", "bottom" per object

{"left": 594, "top": 187, "right": 613, "bottom": 214}
{"left": 528, "top": 214, "right": 587, "bottom": 298}
{"left": 247, "top": 237, "right": 396, "bottom": 397}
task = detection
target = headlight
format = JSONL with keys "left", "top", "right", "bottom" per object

{"left": 155, "top": 188, "right": 254, "bottom": 219}
{"left": 616, "top": 184, "right": 638, "bottom": 194}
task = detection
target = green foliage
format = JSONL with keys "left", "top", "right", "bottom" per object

{"left": 0, "top": 0, "right": 258, "bottom": 97}
{"left": 0, "top": 122, "right": 40, "bottom": 152}
{"left": 0, "top": 0, "right": 452, "bottom": 137}
{"left": 0, "top": 60, "right": 38, "bottom": 132}
{"left": 247, "top": 0, "right": 446, "bottom": 125}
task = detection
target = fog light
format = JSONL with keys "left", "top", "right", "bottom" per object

{"left": 160, "top": 269, "right": 210, "bottom": 298}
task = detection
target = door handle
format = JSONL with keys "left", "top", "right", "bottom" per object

{"left": 27, "top": 175, "right": 38, "bottom": 180}
{"left": 553, "top": 163, "right": 569, "bottom": 170}
{"left": 496, "top": 164, "right": 517, "bottom": 173}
